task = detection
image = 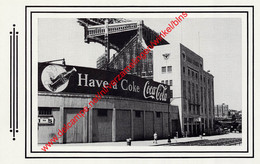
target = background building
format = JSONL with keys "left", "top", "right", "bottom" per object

{"left": 153, "top": 43, "right": 215, "bottom": 136}
{"left": 215, "top": 103, "right": 229, "bottom": 119}
{"left": 213, "top": 105, "right": 242, "bottom": 133}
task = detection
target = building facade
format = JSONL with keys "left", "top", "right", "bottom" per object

{"left": 153, "top": 43, "right": 215, "bottom": 136}
{"left": 38, "top": 63, "right": 180, "bottom": 143}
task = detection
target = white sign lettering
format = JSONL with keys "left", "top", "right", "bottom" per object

{"left": 143, "top": 81, "right": 168, "bottom": 101}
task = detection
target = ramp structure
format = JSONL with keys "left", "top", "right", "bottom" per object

{"left": 78, "top": 18, "right": 169, "bottom": 79}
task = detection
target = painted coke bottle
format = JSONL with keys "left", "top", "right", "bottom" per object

{"left": 49, "top": 67, "right": 77, "bottom": 91}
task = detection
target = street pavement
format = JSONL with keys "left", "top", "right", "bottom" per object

{"left": 50, "top": 132, "right": 242, "bottom": 147}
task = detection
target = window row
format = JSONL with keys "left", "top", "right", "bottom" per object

{"left": 183, "top": 67, "right": 199, "bottom": 80}
{"left": 161, "top": 66, "right": 172, "bottom": 73}
{"left": 182, "top": 80, "right": 200, "bottom": 103}
{"left": 39, "top": 108, "right": 166, "bottom": 119}
{"left": 182, "top": 53, "right": 203, "bottom": 68}
{"left": 161, "top": 80, "right": 173, "bottom": 86}
{"left": 183, "top": 67, "right": 213, "bottom": 86}
{"left": 135, "top": 111, "right": 161, "bottom": 118}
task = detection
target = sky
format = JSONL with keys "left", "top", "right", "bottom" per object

{"left": 38, "top": 17, "right": 242, "bottom": 111}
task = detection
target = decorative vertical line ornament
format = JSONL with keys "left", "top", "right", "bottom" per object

{"left": 16, "top": 31, "right": 19, "bottom": 133}
{"left": 10, "top": 24, "right": 19, "bottom": 140}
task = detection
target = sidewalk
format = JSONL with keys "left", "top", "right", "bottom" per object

{"left": 52, "top": 133, "right": 242, "bottom": 147}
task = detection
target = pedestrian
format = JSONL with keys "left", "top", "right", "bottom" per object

{"left": 153, "top": 132, "right": 158, "bottom": 144}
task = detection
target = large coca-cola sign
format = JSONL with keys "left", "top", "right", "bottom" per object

{"left": 38, "top": 63, "right": 170, "bottom": 103}
{"left": 143, "top": 81, "right": 168, "bottom": 101}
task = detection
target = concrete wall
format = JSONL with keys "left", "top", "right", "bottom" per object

{"left": 133, "top": 110, "right": 144, "bottom": 140}
{"left": 162, "top": 112, "right": 169, "bottom": 137}
{"left": 153, "top": 43, "right": 183, "bottom": 131}
{"left": 144, "top": 111, "right": 154, "bottom": 139}
{"left": 38, "top": 92, "right": 180, "bottom": 143}
{"left": 92, "top": 109, "right": 113, "bottom": 142}
{"left": 154, "top": 112, "right": 163, "bottom": 139}
{"left": 38, "top": 108, "right": 60, "bottom": 143}
{"left": 116, "top": 110, "right": 131, "bottom": 141}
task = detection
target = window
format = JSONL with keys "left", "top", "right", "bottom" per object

{"left": 38, "top": 107, "right": 52, "bottom": 116}
{"left": 182, "top": 53, "right": 186, "bottom": 61}
{"left": 98, "top": 109, "right": 107, "bottom": 116}
{"left": 135, "top": 111, "right": 141, "bottom": 117}
{"left": 196, "top": 84, "right": 199, "bottom": 103}
{"left": 183, "top": 67, "right": 186, "bottom": 74}
{"left": 184, "top": 125, "right": 187, "bottom": 131}
{"left": 197, "top": 105, "right": 200, "bottom": 115}
{"left": 141, "top": 72, "right": 146, "bottom": 77}
{"left": 201, "top": 87, "right": 203, "bottom": 112}
{"left": 188, "top": 69, "right": 190, "bottom": 76}
{"left": 188, "top": 81, "right": 191, "bottom": 95}
{"left": 162, "top": 66, "right": 166, "bottom": 73}
{"left": 156, "top": 112, "right": 161, "bottom": 118}
{"left": 184, "top": 118, "right": 188, "bottom": 123}
{"left": 192, "top": 83, "right": 195, "bottom": 101}
{"left": 169, "top": 90, "right": 173, "bottom": 98}
{"left": 165, "top": 80, "right": 168, "bottom": 85}
{"left": 183, "top": 80, "right": 186, "bottom": 98}
{"left": 161, "top": 80, "right": 164, "bottom": 84}
{"left": 167, "top": 66, "right": 172, "bottom": 73}
{"left": 192, "top": 71, "right": 194, "bottom": 77}
{"left": 169, "top": 80, "right": 173, "bottom": 86}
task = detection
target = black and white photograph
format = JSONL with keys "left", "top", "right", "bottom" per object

{"left": 32, "top": 7, "right": 252, "bottom": 157}
{"left": 38, "top": 17, "right": 242, "bottom": 146}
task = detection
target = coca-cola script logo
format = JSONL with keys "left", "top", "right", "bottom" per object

{"left": 143, "top": 81, "right": 168, "bottom": 102}
{"left": 41, "top": 65, "right": 76, "bottom": 93}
